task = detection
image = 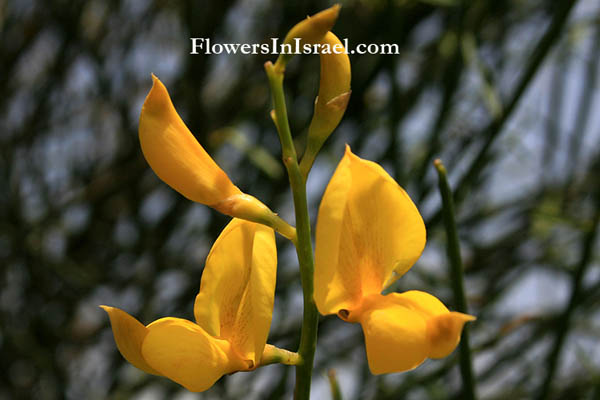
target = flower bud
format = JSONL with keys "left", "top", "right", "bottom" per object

{"left": 277, "top": 5, "right": 341, "bottom": 68}
{"left": 306, "top": 32, "right": 351, "bottom": 150}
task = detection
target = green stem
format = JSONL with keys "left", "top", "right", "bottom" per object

{"left": 327, "top": 369, "right": 343, "bottom": 400}
{"left": 298, "top": 141, "right": 320, "bottom": 183}
{"left": 265, "top": 61, "right": 319, "bottom": 400}
{"left": 260, "top": 344, "right": 302, "bottom": 366}
{"left": 434, "top": 159, "right": 477, "bottom": 400}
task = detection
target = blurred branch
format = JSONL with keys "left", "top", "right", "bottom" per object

{"left": 564, "top": 17, "right": 600, "bottom": 197}
{"left": 327, "top": 369, "right": 343, "bottom": 400}
{"left": 434, "top": 159, "right": 477, "bottom": 400}
{"left": 428, "top": 0, "right": 580, "bottom": 226}
{"left": 542, "top": 41, "right": 568, "bottom": 185}
{"left": 415, "top": 4, "right": 467, "bottom": 198}
{"left": 536, "top": 171, "right": 600, "bottom": 400}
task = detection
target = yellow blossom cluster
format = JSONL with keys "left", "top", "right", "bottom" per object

{"left": 101, "top": 5, "right": 473, "bottom": 393}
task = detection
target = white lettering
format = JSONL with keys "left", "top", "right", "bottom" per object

{"left": 190, "top": 38, "right": 205, "bottom": 55}
{"left": 223, "top": 43, "right": 240, "bottom": 54}
{"left": 188, "top": 37, "right": 400, "bottom": 56}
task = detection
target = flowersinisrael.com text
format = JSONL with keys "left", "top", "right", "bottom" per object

{"left": 190, "top": 37, "right": 399, "bottom": 56}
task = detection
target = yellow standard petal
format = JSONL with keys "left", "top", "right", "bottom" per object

{"left": 142, "top": 317, "right": 245, "bottom": 392}
{"left": 194, "top": 218, "right": 277, "bottom": 367}
{"left": 355, "top": 291, "right": 475, "bottom": 374}
{"left": 100, "top": 306, "right": 161, "bottom": 376}
{"left": 314, "top": 146, "right": 426, "bottom": 315}
{"left": 139, "top": 74, "right": 242, "bottom": 206}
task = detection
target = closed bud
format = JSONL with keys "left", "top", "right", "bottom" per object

{"left": 307, "top": 32, "right": 351, "bottom": 147}
{"left": 276, "top": 5, "right": 341, "bottom": 68}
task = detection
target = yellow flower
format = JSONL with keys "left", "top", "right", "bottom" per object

{"left": 139, "top": 74, "right": 240, "bottom": 206}
{"left": 101, "top": 219, "right": 277, "bottom": 392}
{"left": 139, "top": 75, "right": 295, "bottom": 240}
{"left": 314, "top": 146, "right": 475, "bottom": 374}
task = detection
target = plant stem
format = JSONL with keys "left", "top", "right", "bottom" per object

{"left": 260, "top": 344, "right": 302, "bottom": 366}
{"left": 434, "top": 159, "right": 477, "bottom": 400}
{"left": 327, "top": 369, "right": 343, "bottom": 400}
{"left": 265, "top": 61, "right": 319, "bottom": 400}
{"left": 298, "top": 141, "right": 319, "bottom": 183}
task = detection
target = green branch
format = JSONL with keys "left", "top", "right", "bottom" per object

{"left": 265, "top": 61, "right": 320, "bottom": 400}
{"left": 434, "top": 159, "right": 477, "bottom": 400}
{"left": 327, "top": 369, "right": 343, "bottom": 400}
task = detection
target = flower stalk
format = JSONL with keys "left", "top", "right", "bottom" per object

{"left": 265, "top": 60, "right": 319, "bottom": 400}
{"left": 260, "top": 344, "right": 302, "bottom": 366}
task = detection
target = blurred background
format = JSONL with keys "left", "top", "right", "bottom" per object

{"left": 1, "top": 0, "right": 599, "bottom": 399}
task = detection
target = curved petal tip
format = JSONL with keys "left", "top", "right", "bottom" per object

{"left": 141, "top": 74, "right": 170, "bottom": 116}
{"left": 100, "top": 305, "right": 161, "bottom": 376}
{"left": 427, "top": 311, "right": 476, "bottom": 359}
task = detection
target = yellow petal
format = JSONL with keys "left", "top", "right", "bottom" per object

{"left": 356, "top": 291, "right": 475, "bottom": 374}
{"left": 427, "top": 312, "right": 476, "bottom": 359}
{"left": 302, "top": 32, "right": 351, "bottom": 172}
{"left": 307, "top": 32, "right": 351, "bottom": 141}
{"left": 283, "top": 5, "right": 339, "bottom": 45}
{"left": 314, "top": 146, "right": 426, "bottom": 315}
{"left": 100, "top": 306, "right": 161, "bottom": 375}
{"left": 315, "top": 33, "right": 351, "bottom": 104}
{"left": 194, "top": 219, "right": 277, "bottom": 367}
{"left": 277, "top": 5, "right": 340, "bottom": 67}
{"left": 379, "top": 291, "right": 475, "bottom": 359}
{"left": 142, "top": 317, "right": 245, "bottom": 392}
{"left": 139, "top": 75, "right": 241, "bottom": 206}
{"left": 358, "top": 294, "right": 429, "bottom": 374}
